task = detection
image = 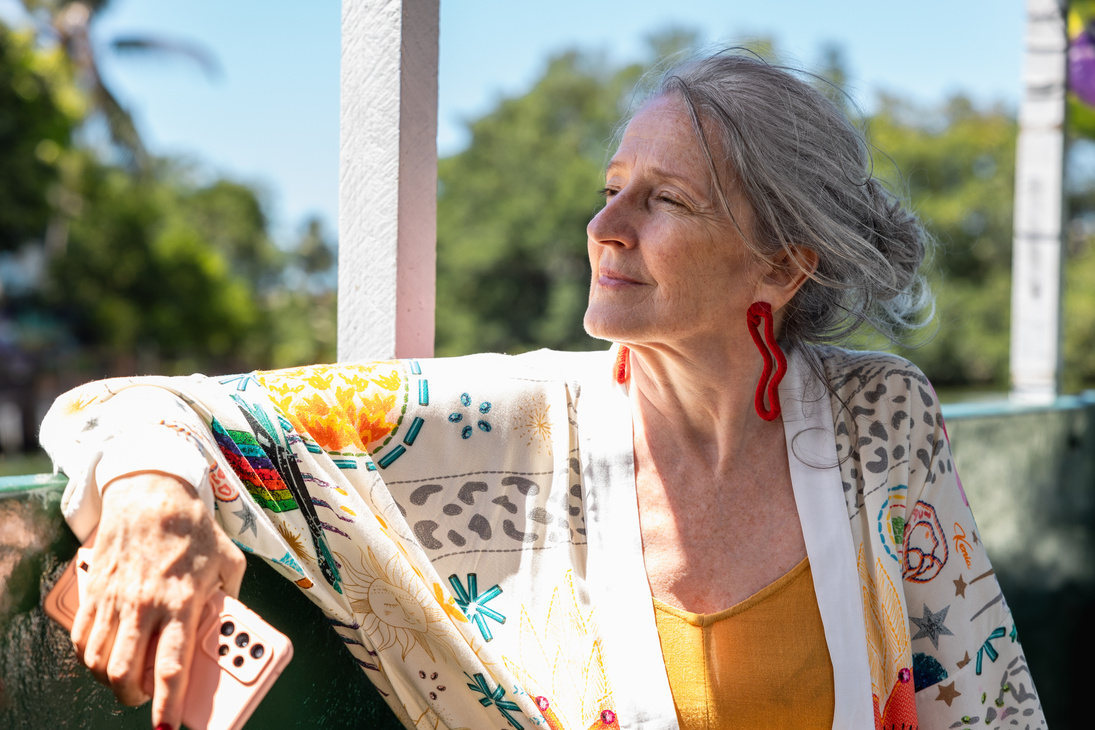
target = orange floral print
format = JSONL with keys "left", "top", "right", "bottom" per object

{"left": 370, "top": 369, "right": 401, "bottom": 391}
{"left": 304, "top": 369, "right": 335, "bottom": 390}
{"left": 292, "top": 393, "right": 362, "bottom": 451}
{"left": 338, "top": 386, "right": 397, "bottom": 448}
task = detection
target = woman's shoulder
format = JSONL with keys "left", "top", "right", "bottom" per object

{"left": 807, "top": 344, "right": 937, "bottom": 413}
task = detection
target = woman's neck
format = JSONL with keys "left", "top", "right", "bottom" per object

{"left": 625, "top": 340, "right": 783, "bottom": 476}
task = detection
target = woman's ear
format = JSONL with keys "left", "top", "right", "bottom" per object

{"left": 761, "top": 246, "right": 819, "bottom": 308}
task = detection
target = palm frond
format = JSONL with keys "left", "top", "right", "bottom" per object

{"left": 92, "top": 81, "right": 150, "bottom": 172}
{"left": 110, "top": 36, "right": 222, "bottom": 80}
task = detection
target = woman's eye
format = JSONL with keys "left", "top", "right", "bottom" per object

{"left": 657, "top": 194, "right": 683, "bottom": 207}
{"left": 597, "top": 187, "right": 618, "bottom": 199}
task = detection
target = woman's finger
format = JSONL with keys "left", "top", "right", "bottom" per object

{"left": 80, "top": 593, "right": 120, "bottom": 686}
{"left": 149, "top": 616, "right": 198, "bottom": 730}
{"left": 69, "top": 590, "right": 97, "bottom": 666}
{"left": 217, "top": 530, "right": 247, "bottom": 599}
{"left": 105, "top": 608, "right": 154, "bottom": 706}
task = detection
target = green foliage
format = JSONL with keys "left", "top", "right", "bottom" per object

{"left": 435, "top": 51, "right": 643, "bottom": 355}
{"left": 1, "top": 13, "right": 335, "bottom": 378}
{"left": 38, "top": 156, "right": 338, "bottom": 372}
{"left": 0, "top": 25, "right": 78, "bottom": 251}
{"left": 1064, "top": 238, "right": 1095, "bottom": 390}
{"left": 45, "top": 157, "right": 262, "bottom": 366}
{"left": 867, "top": 95, "right": 1020, "bottom": 386}
{"left": 433, "top": 40, "right": 1095, "bottom": 393}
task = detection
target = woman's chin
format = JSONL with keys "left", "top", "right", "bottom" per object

{"left": 583, "top": 308, "right": 644, "bottom": 344}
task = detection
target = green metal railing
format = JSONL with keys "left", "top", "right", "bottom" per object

{"left": 0, "top": 472, "right": 68, "bottom": 493}
{"left": 0, "top": 474, "right": 401, "bottom": 729}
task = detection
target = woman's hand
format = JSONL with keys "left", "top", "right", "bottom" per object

{"left": 70, "top": 472, "right": 246, "bottom": 730}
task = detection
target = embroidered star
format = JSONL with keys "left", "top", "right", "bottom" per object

{"left": 218, "top": 373, "right": 261, "bottom": 392}
{"left": 957, "top": 651, "right": 971, "bottom": 669}
{"left": 233, "top": 506, "right": 258, "bottom": 536}
{"left": 449, "top": 573, "right": 506, "bottom": 642}
{"left": 953, "top": 574, "right": 967, "bottom": 598}
{"left": 935, "top": 681, "right": 961, "bottom": 706}
{"left": 911, "top": 603, "right": 955, "bottom": 649}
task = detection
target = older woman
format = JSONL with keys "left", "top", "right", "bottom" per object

{"left": 42, "top": 53, "right": 1043, "bottom": 730}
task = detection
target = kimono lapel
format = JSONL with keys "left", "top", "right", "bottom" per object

{"left": 780, "top": 350, "right": 874, "bottom": 728}
{"left": 577, "top": 345, "right": 680, "bottom": 730}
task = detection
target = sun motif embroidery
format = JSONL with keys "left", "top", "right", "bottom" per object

{"left": 338, "top": 545, "right": 455, "bottom": 662}
{"left": 276, "top": 523, "right": 310, "bottom": 565}
{"left": 342, "top": 387, "right": 399, "bottom": 445}
{"left": 287, "top": 393, "right": 362, "bottom": 450}
{"left": 273, "top": 523, "right": 315, "bottom": 588}
{"left": 514, "top": 395, "right": 552, "bottom": 454}
{"left": 61, "top": 390, "right": 101, "bottom": 415}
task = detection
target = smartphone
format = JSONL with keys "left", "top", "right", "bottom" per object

{"left": 44, "top": 542, "right": 293, "bottom": 730}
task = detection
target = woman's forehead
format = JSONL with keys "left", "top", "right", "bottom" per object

{"left": 609, "top": 95, "right": 714, "bottom": 181}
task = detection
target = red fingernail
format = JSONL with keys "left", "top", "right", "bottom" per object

{"left": 155, "top": 724, "right": 172, "bottom": 730}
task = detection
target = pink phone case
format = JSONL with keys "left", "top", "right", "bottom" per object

{"left": 45, "top": 544, "right": 293, "bottom": 730}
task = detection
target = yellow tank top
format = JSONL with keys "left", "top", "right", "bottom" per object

{"left": 652, "top": 558, "right": 834, "bottom": 730}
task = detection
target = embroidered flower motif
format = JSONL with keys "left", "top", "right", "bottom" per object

{"left": 258, "top": 363, "right": 405, "bottom": 454}
{"left": 292, "top": 393, "right": 361, "bottom": 450}
{"left": 448, "top": 393, "right": 492, "bottom": 439}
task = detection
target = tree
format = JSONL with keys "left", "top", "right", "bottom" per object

{"left": 435, "top": 50, "right": 644, "bottom": 356}
{"left": 431, "top": 39, "right": 1095, "bottom": 393}
{"left": 0, "top": 23, "right": 79, "bottom": 254}
{"left": 869, "top": 95, "right": 1020, "bottom": 387}
{"left": 15, "top": 0, "right": 217, "bottom": 172}
{"left": 2, "top": 8, "right": 336, "bottom": 381}
{"left": 43, "top": 157, "right": 265, "bottom": 370}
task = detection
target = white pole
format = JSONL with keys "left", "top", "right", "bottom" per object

{"left": 1010, "top": 0, "right": 1069, "bottom": 402}
{"left": 339, "top": 0, "right": 438, "bottom": 362}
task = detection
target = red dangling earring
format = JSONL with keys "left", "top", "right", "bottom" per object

{"left": 746, "top": 302, "right": 787, "bottom": 421}
{"left": 614, "top": 345, "right": 630, "bottom": 384}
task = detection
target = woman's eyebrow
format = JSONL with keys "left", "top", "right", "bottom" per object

{"left": 605, "top": 161, "right": 704, "bottom": 192}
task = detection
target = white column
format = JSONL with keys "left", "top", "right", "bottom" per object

{"left": 339, "top": 0, "right": 438, "bottom": 362}
{"left": 1010, "top": 0, "right": 1068, "bottom": 402}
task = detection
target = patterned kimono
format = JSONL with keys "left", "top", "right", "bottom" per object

{"left": 40, "top": 345, "right": 1045, "bottom": 729}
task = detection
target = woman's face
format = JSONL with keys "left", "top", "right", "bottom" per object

{"left": 584, "top": 94, "right": 777, "bottom": 349}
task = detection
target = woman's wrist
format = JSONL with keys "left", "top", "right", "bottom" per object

{"left": 94, "top": 425, "right": 210, "bottom": 499}
{"left": 100, "top": 471, "right": 200, "bottom": 501}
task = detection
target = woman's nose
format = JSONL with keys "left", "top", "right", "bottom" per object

{"left": 587, "top": 194, "right": 636, "bottom": 249}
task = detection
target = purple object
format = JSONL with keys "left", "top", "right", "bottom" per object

{"left": 1070, "top": 27, "right": 1095, "bottom": 105}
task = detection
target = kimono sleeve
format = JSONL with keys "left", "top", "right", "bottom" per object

{"left": 40, "top": 378, "right": 219, "bottom": 542}
{"left": 42, "top": 357, "right": 588, "bottom": 730}
{"left": 902, "top": 383, "right": 1046, "bottom": 728}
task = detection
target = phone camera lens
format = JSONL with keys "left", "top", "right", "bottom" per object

{"left": 218, "top": 644, "right": 229, "bottom": 656}
{"left": 250, "top": 644, "right": 265, "bottom": 659}
{"left": 233, "top": 656, "right": 244, "bottom": 668}
{"left": 221, "top": 621, "right": 235, "bottom": 636}
{"left": 235, "top": 632, "right": 250, "bottom": 648}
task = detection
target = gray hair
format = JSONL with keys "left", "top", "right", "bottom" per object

{"left": 638, "top": 51, "right": 933, "bottom": 360}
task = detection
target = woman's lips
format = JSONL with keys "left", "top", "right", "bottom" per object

{"left": 597, "top": 268, "right": 644, "bottom": 287}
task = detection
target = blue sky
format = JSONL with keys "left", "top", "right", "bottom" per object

{"left": 3, "top": 0, "right": 1024, "bottom": 242}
